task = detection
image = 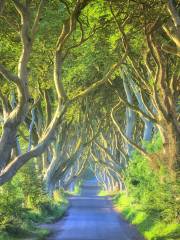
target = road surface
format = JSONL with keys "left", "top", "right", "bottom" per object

{"left": 46, "top": 180, "right": 144, "bottom": 240}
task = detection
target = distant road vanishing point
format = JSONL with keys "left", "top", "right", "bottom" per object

{"left": 46, "top": 180, "right": 144, "bottom": 240}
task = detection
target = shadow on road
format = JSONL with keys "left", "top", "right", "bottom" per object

{"left": 45, "top": 180, "right": 144, "bottom": 240}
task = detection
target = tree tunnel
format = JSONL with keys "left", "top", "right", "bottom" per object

{"left": 0, "top": 0, "right": 179, "bottom": 196}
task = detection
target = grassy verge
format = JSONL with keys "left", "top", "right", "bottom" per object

{"left": 0, "top": 190, "right": 68, "bottom": 240}
{"left": 0, "top": 204, "right": 68, "bottom": 240}
{"left": 98, "top": 189, "right": 118, "bottom": 197}
{"left": 0, "top": 226, "right": 50, "bottom": 240}
{"left": 113, "top": 192, "right": 180, "bottom": 240}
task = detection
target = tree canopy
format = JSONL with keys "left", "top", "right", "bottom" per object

{"left": 0, "top": 0, "right": 179, "bottom": 238}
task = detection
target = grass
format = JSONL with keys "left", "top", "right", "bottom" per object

{"left": 0, "top": 204, "right": 68, "bottom": 240}
{"left": 113, "top": 192, "right": 180, "bottom": 240}
{"left": 0, "top": 182, "right": 83, "bottom": 240}
{"left": 0, "top": 226, "right": 50, "bottom": 240}
{"left": 98, "top": 189, "right": 119, "bottom": 197}
{"left": 0, "top": 190, "right": 69, "bottom": 240}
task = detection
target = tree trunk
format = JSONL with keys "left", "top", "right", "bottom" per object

{"left": 123, "top": 78, "right": 136, "bottom": 155}
{"left": 159, "top": 119, "right": 180, "bottom": 175}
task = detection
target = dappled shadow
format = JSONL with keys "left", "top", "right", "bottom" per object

{"left": 154, "top": 228, "right": 180, "bottom": 240}
{"left": 136, "top": 213, "right": 158, "bottom": 233}
{"left": 122, "top": 210, "right": 180, "bottom": 240}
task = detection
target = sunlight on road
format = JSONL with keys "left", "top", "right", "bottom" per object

{"left": 47, "top": 180, "right": 144, "bottom": 240}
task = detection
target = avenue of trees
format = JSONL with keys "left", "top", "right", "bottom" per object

{"left": 0, "top": 0, "right": 179, "bottom": 239}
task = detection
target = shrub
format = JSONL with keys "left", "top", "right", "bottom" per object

{"left": 0, "top": 181, "right": 27, "bottom": 229}
{"left": 114, "top": 135, "right": 180, "bottom": 239}
{"left": 0, "top": 159, "right": 68, "bottom": 238}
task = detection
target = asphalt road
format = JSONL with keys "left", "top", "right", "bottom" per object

{"left": 46, "top": 180, "right": 144, "bottom": 240}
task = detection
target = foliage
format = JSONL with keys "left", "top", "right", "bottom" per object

{"left": 0, "top": 0, "right": 179, "bottom": 238}
{"left": 0, "top": 181, "right": 26, "bottom": 229}
{"left": 114, "top": 192, "right": 180, "bottom": 240}
{"left": 113, "top": 136, "right": 180, "bottom": 240}
{"left": 0, "top": 160, "right": 68, "bottom": 239}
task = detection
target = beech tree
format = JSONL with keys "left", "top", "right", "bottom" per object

{"left": 0, "top": 0, "right": 179, "bottom": 193}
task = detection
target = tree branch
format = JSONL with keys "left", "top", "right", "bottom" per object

{"left": 111, "top": 101, "right": 150, "bottom": 159}
{"left": 167, "top": 0, "right": 180, "bottom": 28}
{"left": 0, "top": 90, "right": 9, "bottom": 118}
{"left": 71, "top": 53, "right": 127, "bottom": 101}
{"left": 31, "top": 0, "right": 45, "bottom": 40}
{"left": 0, "top": 64, "right": 19, "bottom": 83}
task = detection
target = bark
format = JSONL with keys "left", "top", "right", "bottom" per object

{"left": 44, "top": 89, "right": 52, "bottom": 127}
{"left": 64, "top": 155, "right": 88, "bottom": 190}
{"left": 0, "top": 0, "right": 90, "bottom": 184}
{"left": 113, "top": 128, "right": 128, "bottom": 167}
{"left": 0, "top": 104, "right": 67, "bottom": 185}
{"left": 162, "top": 0, "right": 180, "bottom": 56}
{"left": 0, "top": 1, "right": 44, "bottom": 172}
{"left": 0, "top": 0, "right": 128, "bottom": 185}
{"left": 146, "top": 24, "right": 180, "bottom": 174}
{"left": 129, "top": 79, "right": 154, "bottom": 142}
{"left": 159, "top": 120, "right": 180, "bottom": 173}
{"left": 27, "top": 108, "right": 35, "bottom": 152}
{"left": 44, "top": 140, "right": 83, "bottom": 194}
{"left": 123, "top": 77, "right": 136, "bottom": 155}
{"left": 72, "top": 53, "right": 127, "bottom": 101}
{"left": 91, "top": 148, "right": 124, "bottom": 185}
{"left": 111, "top": 101, "right": 151, "bottom": 159}
{"left": 0, "top": 90, "right": 9, "bottom": 119}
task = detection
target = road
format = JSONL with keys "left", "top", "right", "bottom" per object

{"left": 46, "top": 180, "right": 144, "bottom": 240}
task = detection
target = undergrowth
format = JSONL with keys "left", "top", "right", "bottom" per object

{"left": 0, "top": 160, "right": 68, "bottom": 240}
{"left": 113, "top": 135, "right": 180, "bottom": 240}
